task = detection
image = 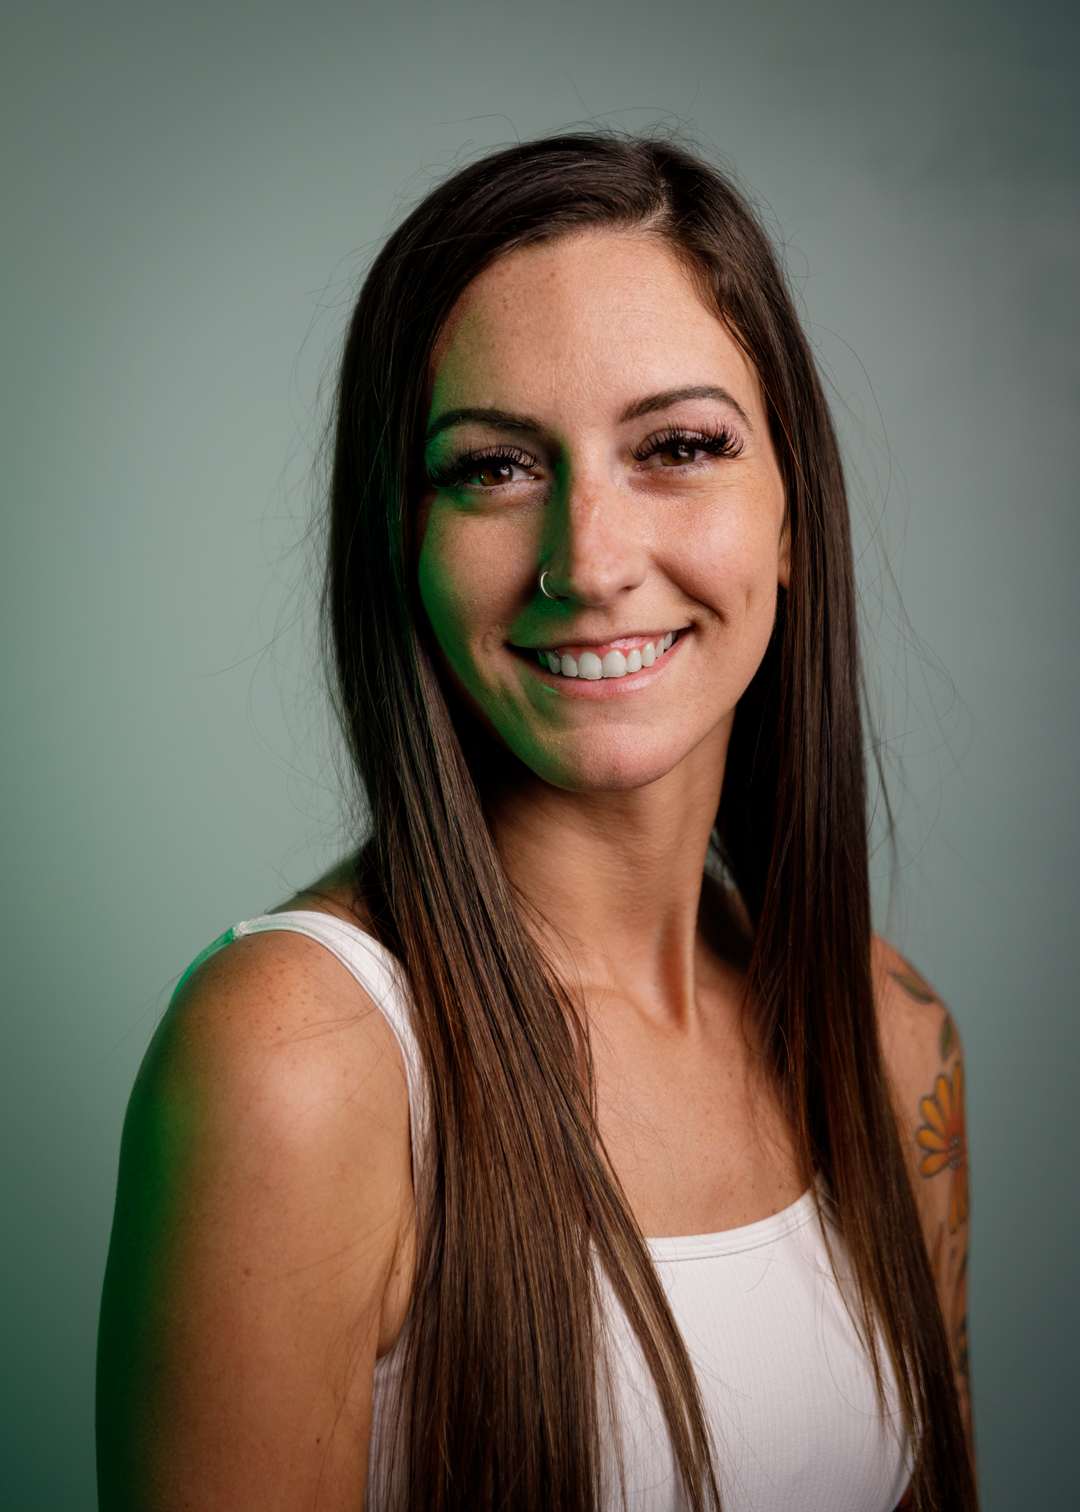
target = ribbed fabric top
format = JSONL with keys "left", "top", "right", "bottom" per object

{"left": 207, "top": 911, "right": 909, "bottom": 1511}
{"left": 607, "top": 1191, "right": 909, "bottom": 1510}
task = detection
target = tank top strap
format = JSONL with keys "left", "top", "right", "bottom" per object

{"left": 195, "top": 910, "right": 431, "bottom": 1189}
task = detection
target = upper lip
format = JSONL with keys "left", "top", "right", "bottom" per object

{"left": 516, "top": 630, "right": 682, "bottom": 652}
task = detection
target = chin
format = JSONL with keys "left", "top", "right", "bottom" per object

{"left": 530, "top": 737, "right": 698, "bottom": 795}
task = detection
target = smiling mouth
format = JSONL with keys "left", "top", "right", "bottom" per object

{"left": 529, "top": 631, "right": 680, "bottom": 680}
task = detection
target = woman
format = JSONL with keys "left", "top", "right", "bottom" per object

{"left": 97, "top": 135, "right": 976, "bottom": 1511}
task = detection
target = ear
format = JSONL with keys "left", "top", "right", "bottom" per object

{"left": 777, "top": 516, "right": 791, "bottom": 590}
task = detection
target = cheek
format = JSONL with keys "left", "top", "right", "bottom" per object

{"left": 417, "top": 512, "right": 521, "bottom": 684}
{"left": 681, "top": 503, "right": 784, "bottom": 631}
{"left": 417, "top": 519, "right": 472, "bottom": 672}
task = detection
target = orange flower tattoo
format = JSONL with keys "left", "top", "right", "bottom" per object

{"left": 917, "top": 1062, "right": 969, "bottom": 1232}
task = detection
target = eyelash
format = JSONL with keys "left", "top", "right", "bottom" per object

{"left": 428, "top": 423, "right": 744, "bottom": 489}
{"left": 632, "top": 424, "right": 744, "bottom": 463}
{"left": 427, "top": 446, "right": 538, "bottom": 489}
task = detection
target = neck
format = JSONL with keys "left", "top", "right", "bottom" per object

{"left": 487, "top": 721, "right": 733, "bottom": 1030}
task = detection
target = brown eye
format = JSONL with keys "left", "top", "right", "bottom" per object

{"left": 475, "top": 462, "right": 516, "bottom": 486}
{"left": 428, "top": 446, "right": 537, "bottom": 491}
{"left": 658, "top": 441, "right": 698, "bottom": 467}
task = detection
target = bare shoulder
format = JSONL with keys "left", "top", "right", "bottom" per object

{"left": 870, "top": 934, "right": 968, "bottom": 1224}
{"left": 870, "top": 936, "right": 972, "bottom": 1443}
{"left": 98, "top": 920, "right": 413, "bottom": 1510}
{"left": 142, "top": 921, "right": 412, "bottom": 1184}
{"left": 871, "top": 934, "right": 962, "bottom": 1113}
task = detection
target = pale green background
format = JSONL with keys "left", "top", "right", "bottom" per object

{"left": 2, "top": 1, "right": 1076, "bottom": 1506}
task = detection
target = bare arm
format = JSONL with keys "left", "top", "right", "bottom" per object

{"left": 873, "top": 938, "right": 973, "bottom": 1455}
{"left": 96, "top": 930, "right": 414, "bottom": 1510}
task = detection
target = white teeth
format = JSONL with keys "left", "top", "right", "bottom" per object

{"left": 536, "top": 633, "right": 678, "bottom": 680}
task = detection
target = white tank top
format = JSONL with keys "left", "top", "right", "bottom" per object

{"left": 223, "top": 911, "right": 910, "bottom": 1512}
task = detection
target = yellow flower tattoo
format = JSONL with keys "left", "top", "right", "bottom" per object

{"left": 916, "top": 1062, "right": 969, "bottom": 1233}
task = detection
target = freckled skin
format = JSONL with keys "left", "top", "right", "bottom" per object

{"left": 418, "top": 230, "right": 789, "bottom": 794}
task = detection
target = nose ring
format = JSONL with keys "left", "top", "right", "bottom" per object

{"left": 539, "top": 569, "right": 559, "bottom": 600}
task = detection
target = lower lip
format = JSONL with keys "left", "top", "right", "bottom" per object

{"left": 521, "top": 636, "right": 685, "bottom": 699}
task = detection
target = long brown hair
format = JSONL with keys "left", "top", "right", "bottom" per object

{"left": 326, "top": 134, "right": 976, "bottom": 1511}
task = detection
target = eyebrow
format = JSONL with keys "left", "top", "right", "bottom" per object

{"left": 425, "top": 407, "right": 540, "bottom": 445}
{"left": 425, "top": 386, "right": 752, "bottom": 446}
{"left": 618, "top": 385, "right": 752, "bottom": 426}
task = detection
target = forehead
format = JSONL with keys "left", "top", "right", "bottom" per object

{"left": 429, "top": 229, "right": 759, "bottom": 415}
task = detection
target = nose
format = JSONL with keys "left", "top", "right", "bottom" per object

{"left": 539, "top": 464, "right": 647, "bottom": 607}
